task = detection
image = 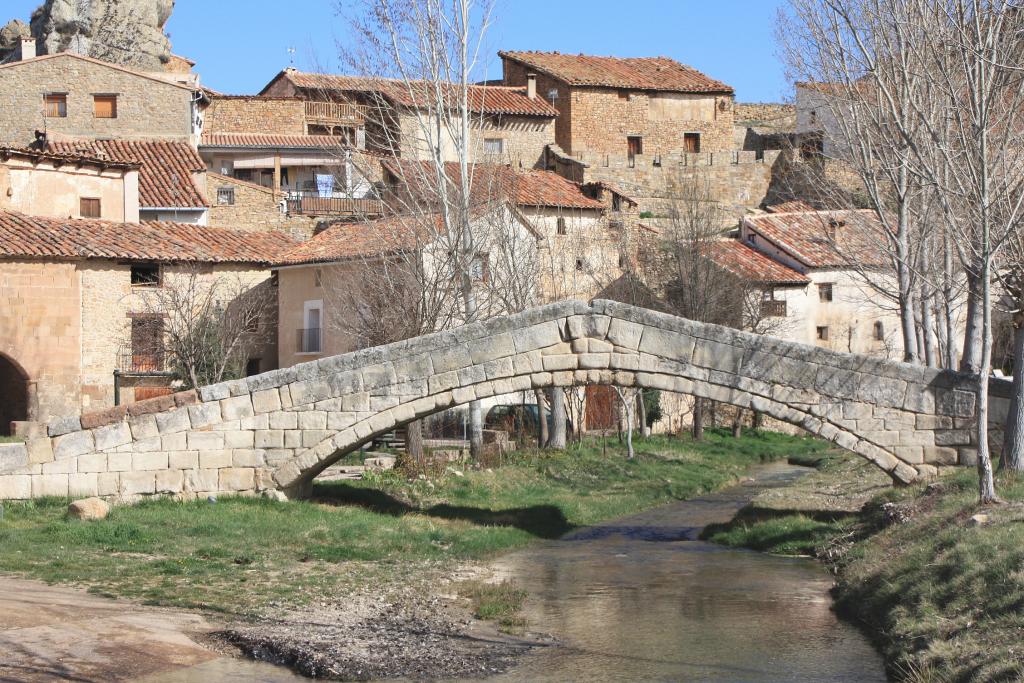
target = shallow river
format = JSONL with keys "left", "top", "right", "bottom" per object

{"left": 457, "top": 462, "right": 887, "bottom": 683}
{"left": 144, "top": 462, "right": 886, "bottom": 682}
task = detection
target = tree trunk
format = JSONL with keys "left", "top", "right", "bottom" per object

{"left": 943, "top": 236, "right": 959, "bottom": 369}
{"left": 637, "top": 390, "right": 649, "bottom": 438}
{"left": 549, "top": 389, "right": 567, "bottom": 449}
{"left": 468, "top": 400, "right": 483, "bottom": 460}
{"left": 976, "top": 257, "right": 997, "bottom": 503}
{"left": 961, "top": 272, "right": 984, "bottom": 374}
{"left": 1001, "top": 318, "right": 1024, "bottom": 472}
{"left": 535, "top": 389, "right": 549, "bottom": 449}
{"left": 920, "top": 247, "right": 939, "bottom": 368}
{"left": 753, "top": 411, "right": 764, "bottom": 430}
{"left": 406, "top": 419, "right": 424, "bottom": 471}
{"left": 692, "top": 397, "right": 704, "bottom": 441}
{"left": 732, "top": 409, "right": 743, "bottom": 438}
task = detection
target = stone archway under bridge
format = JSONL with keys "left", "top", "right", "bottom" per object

{"left": 0, "top": 300, "right": 1008, "bottom": 501}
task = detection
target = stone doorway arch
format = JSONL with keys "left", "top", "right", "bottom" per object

{"left": 0, "top": 353, "right": 30, "bottom": 436}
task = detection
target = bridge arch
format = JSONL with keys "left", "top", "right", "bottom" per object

{"left": 0, "top": 300, "right": 1001, "bottom": 501}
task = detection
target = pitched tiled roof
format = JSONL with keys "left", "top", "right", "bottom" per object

{"left": 0, "top": 52, "right": 197, "bottom": 91}
{"left": 262, "top": 70, "right": 558, "bottom": 117}
{"left": 499, "top": 51, "right": 734, "bottom": 94}
{"left": 382, "top": 160, "right": 604, "bottom": 210}
{"left": 200, "top": 132, "right": 352, "bottom": 149}
{"left": 0, "top": 210, "right": 296, "bottom": 264}
{"left": 707, "top": 240, "right": 810, "bottom": 285}
{"left": 49, "top": 140, "right": 208, "bottom": 209}
{"left": 743, "top": 209, "right": 887, "bottom": 268}
{"left": 765, "top": 200, "right": 816, "bottom": 213}
{"left": 276, "top": 215, "right": 433, "bottom": 265}
{"left": 0, "top": 147, "right": 141, "bottom": 171}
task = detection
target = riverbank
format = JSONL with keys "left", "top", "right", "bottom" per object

{"left": 0, "top": 429, "right": 827, "bottom": 680}
{"left": 705, "top": 451, "right": 1024, "bottom": 682}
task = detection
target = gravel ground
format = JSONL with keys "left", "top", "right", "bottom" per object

{"left": 215, "top": 590, "right": 545, "bottom": 681}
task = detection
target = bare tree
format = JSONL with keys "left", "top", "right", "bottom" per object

{"left": 340, "top": 0, "right": 497, "bottom": 459}
{"left": 129, "top": 267, "right": 274, "bottom": 390}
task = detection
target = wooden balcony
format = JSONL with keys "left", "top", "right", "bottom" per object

{"left": 304, "top": 101, "right": 370, "bottom": 125}
{"left": 760, "top": 299, "right": 787, "bottom": 317}
{"left": 285, "top": 194, "right": 384, "bottom": 217}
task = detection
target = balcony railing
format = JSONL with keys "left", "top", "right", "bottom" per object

{"left": 760, "top": 299, "right": 787, "bottom": 317}
{"left": 297, "top": 328, "right": 322, "bottom": 354}
{"left": 285, "top": 193, "right": 384, "bottom": 217}
{"left": 116, "top": 345, "right": 166, "bottom": 373}
{"left": 304, "top": 101, "right": 371, "bottom": 123}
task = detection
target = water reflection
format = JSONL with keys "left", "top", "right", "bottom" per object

{"left": 468, "top": 463, "right": 886, "bottom": 683}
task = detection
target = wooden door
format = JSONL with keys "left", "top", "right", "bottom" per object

{"left": 585, "top": 385, "right": 618, "bottom": 431}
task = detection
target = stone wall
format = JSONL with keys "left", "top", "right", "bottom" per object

{"left": 0, "top": 53, "right": 194, "bottom": 146}
{"left": 734, "top": 102, "right": 796, "bottom": 128}
{"left": 548, "top": 147, "right": 781, "bottom": 220}
{"left": 0, "top": 299, "right": 1006, "bottom": 501}
{"left": 468, "top": 115, "right": 555, "bottom": 169}
{"left": 203, "top": 97, "right": 306, "bottom": 136}
{"left": 206, "top": 173, "right": 320, "bottom": 238}
{"left": 0, "top": 260, "right": 81, "bottom": 424}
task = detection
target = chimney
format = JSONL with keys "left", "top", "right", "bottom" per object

{"left": 18, "top": 37, "right": 36, "bottom": 61}
{"left": 526, "top": 72, "right": 537, "bottom": 99}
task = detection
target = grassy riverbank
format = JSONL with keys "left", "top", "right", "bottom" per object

{"left": 0, "top": 430, "right": 825, "bottom": 617}
{"left": 706, "top": 452, "right": 1024, "bottom": 682}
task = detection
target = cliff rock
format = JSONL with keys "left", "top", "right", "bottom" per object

{"left": 2, "top": 0, "right": 174, "bottom": 69}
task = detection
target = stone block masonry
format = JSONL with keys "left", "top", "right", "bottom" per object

{"left": 0, "top": 300, "right": 1008, "bottom": 501}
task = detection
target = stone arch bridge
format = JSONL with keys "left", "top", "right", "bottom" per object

{"left": 0, "top": 300, "right": 1008, "bottom": 500}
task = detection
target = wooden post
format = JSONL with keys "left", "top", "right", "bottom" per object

{"left": 273, "top": 152, "right": 282, "bottom": 193}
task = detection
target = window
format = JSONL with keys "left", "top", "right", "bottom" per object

{"left": 44, "top": 93, "right": 66, "bottom": 118}
{"left": 93, "top": 94, "right": 117, "bottom": 119}
{"left": 612, "top": 193, "right": 622, "bottom": 211}
{"left": 130, "top": 314, "right": 164, "bottom": 371}
{"left": 216, "top": 187, "right": 235, "bottom": 205}
{"left": 627, "top": 135, "right": 643, "bottom": 156}
{"left": 816, "top": 326, "right": 830, "bottom": 341}
{"left": 557, "top": 216, "right": 567, "bottom": 235}
{"left": 470, "top": 254, "right": 490, "bottom": 283}
{"left": 483, "top": 138, "right": 503, "bottom": 154}
{"left": 130, "top": 263, "right": 161, "bottom": 287}
{"left": 818, "top": 283, "right": 834, "bottom": 302}
{"left": 810, "top": 109, "right": 818, "bottom": 124}
{"left": 246, "top": 358, "right": 261, "bottom": 376}
{"left": 79, "top": 197, "right": 101, "bottom": 218}
{"left": 874, "top": 321, "right": 885, "bottom": 341}
{"left": 299, "top": 300, "right": 322, "bottom": 353}
{"left": 575, "top": 257, "right": 585, "bottom": 272}
{"left": 314, "top": 268, "right": 323, "bottom": 288}
{"left": 683, "top": 132, "right": 701, "bottom": 153}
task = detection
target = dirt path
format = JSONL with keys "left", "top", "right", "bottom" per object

{"left": 0, "top": 577, "right": 299, "bottom": 682}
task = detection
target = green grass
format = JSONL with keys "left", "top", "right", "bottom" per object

{"left": 461, "top": 579, "right": 528, "bottom": 633}
{"left": 0, "top": 429, "right": 826, "bottom": 617}
{"left": 0, "top": 436, "right": 24, "bottom": 443}
{"left": 704, "top": 450, "right": 1024, "bottom": 682}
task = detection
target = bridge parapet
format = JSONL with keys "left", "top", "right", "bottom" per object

{"left": 0, "top": 300, "right": 1009, "bottom": 500}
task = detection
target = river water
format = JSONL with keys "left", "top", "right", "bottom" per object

{"left": 145, "top": 462, "right": 886, "bottom": 682}
{"left": 462, "top": 462, "right": 886, "bottom": 683}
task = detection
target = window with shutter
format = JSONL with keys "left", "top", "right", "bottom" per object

{"left": 80, "top": 198, "right": 101, "bottom": 218}
{"left": 93, "top": 94, "right": 117, "bottom": 119}
{"left": 44, "top": 94, "right": 67, "bottom": 118}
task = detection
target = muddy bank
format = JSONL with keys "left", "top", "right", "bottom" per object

{"left": 216, "top": 592, "right": 542, "bottom": 681}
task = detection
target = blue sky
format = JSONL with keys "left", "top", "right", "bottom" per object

{"left": 7, "top": 0, "right": 790, "bottom": 101}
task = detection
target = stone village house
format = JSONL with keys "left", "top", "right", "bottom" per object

{"left": 0, "top": 147, "right": 140, "bottom": 222}
{"left": 259, "top": 69, "right": 559, "bottom": 169}
{"left": 0, "top": 209, "right": 295, "bottom": 435}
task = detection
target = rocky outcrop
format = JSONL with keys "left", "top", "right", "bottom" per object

{"left": 0, "top": 19, "right": 30, "bottom": 54}
{"left": 1, "top": 0, "right": 174, "bottom": 69}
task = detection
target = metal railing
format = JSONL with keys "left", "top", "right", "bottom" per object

{"left": 304, "top": 101, "right": 370, "bottom": 122}
{"left": 116, "top": 345, "right": 166, "bottom": 373}
{"left": 760, "top": 300, "right": 787, "bottom": 317}
{"left": 285, "top": 193, "right": 384, "bottom": 216}
{"left": 296, "top": 328, "right": 322, "bottom": 354}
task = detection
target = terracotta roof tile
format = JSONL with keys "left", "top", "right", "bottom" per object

{"left": 0, "top": 210, "right": 296, "bottom": 264}
{"left": 49, "top": 140, "right": 207, "bottom": 209}
{"left": 382, "top": 160, "right": 604, "bottom": 210}
{"left": 707, "top": 240, "right": 810, "bottom": 285}
{"left": 743, "top": 209, "right": 887, "bottom": 268}
{"left": 499, "top": 51, "right": 733, "bottom": 94}
{"left": 276, "top": 214, "right": 433, "bottom": 265}
{"left": 765, "top": 200, "right": 816, "bottom": 213}
{"left": 0, "top": 147, "right": 140, "bottom": 171}
{"left": 200, "top": 132, "right": 352, "bottom": 148}
{"left": 265, "top": 71, "right": 558, "bottom": 117}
